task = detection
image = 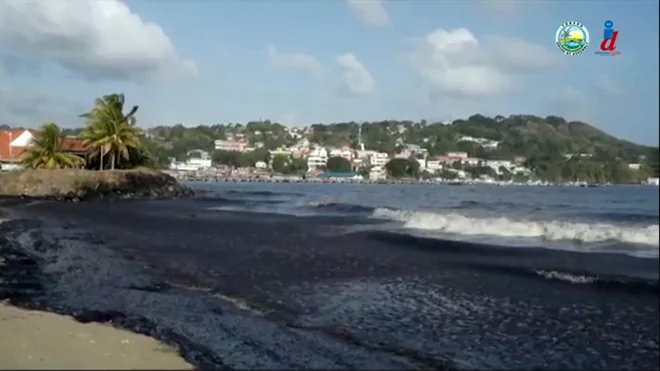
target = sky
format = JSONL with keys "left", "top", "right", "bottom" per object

{"left": 0, "top": 0, "right": 658, "bottom": 145}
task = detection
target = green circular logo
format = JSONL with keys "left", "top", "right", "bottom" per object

{"left": 555, "top": 22, "right": 590, "bottom": 55}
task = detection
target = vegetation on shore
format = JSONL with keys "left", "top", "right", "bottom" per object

{"left": 0, "top": 168, "right": 192, "bottom": 201}
{"left": 2, "top": 99, "right": 658, "bottom": 183}
{"left": 0, "top": 93, "right": 191, "bottom": 200}
{"left": 127, "top": 115, "right": 657, "bottom": 183}
{"left": 16, "top": 93, "right": 154, "bottom": 171}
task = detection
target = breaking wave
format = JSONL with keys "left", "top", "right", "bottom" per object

{"left": 372, "top": 208, "right": 660, "bottom": 247}
{"left": 306, "top": 200, "right": 375, "bottom": 214}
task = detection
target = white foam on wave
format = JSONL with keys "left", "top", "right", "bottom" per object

{"left": 533, "top": 270, "right": 597, "bottom": 284}
{"left": 372, "top": 208, "right": 660, "bottom": 247}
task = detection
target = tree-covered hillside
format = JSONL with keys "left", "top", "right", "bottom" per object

{"left": 4, "top": 114, "right": 658, "bottom": 181}
{"left": 130, "top": 114, "right": 655, "bottom": 163}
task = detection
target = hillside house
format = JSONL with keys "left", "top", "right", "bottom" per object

{"left": 0, "top": 129, "right": 86, "bottom": 170}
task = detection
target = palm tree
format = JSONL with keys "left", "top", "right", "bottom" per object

{"left": 79, "top": 94, "right": 142, "bottom": 170}
{"left": 20, "top": 123, "right": 86, "bottom": 169}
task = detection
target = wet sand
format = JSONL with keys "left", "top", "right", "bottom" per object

{"left": 0, "top": 198, "right": 658, "bottom": 370}
{"left": 0, "top": 302, "right": 192, "bottom": 369}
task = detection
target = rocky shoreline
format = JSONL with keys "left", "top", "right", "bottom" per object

{"left": 0, "top": 168, "right": 194, "bottom": 202}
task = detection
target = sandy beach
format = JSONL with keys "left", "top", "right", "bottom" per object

{"left": 0, "top": 302, "right": 192, "bottom": 369}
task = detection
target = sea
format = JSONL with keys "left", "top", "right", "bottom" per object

{"left": 195, "top": 182, "right": 659, "bottom": 259}
{"left": 0, "top": 182, "right": 658, "bottom": 370}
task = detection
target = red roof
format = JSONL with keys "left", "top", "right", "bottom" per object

{"left": 0, "top": 130, "right": 32, "bottom": 161}
{"left": 0, "top": 130, "right": 86, "bottom": 162}
{"left": 60, "top": 137, "right": 87, "bottom": 152}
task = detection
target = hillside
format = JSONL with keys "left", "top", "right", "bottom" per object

{"left": 6, "top": 114, "right": 658, "bottom": 169}
{"left": 120, "top": 115, "right": 655, "bottom": 164}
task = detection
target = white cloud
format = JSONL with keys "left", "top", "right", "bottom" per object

{"left": 0, "top": 0, "right": 196, "bottom": 82}
{"left": 404, "top": 28, "right": 511, "bottom": 98}
{"left": 346, "top": 0, "right": 389, "bottom": 27}
{"left": 404, "top": 28, "right": 556, "bottom": 98}
{"left": 267, "top": 45, "right": 322, "bottom": 76}
{"left": 487, "top": 36, "right": 560, "bottom": 70}
{"left": 336, "top": 53, "right": 375, "bottom": 95}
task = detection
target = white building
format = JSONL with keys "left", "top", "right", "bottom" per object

{"left": 446, "top": 152, "right": 469, "bottom": 159}
{"left": 215, "top": 140, "right": 249, "bottom": 152}
{"left": 369, "top": 166, "right": 387, "bottom": 180}
{"left": 255, "top": 161, "right": 268, "bottom": 169}
{"left": 356, "top": 149, "right": 377, "bottom": 159}
{"left": 169, "top": 157, "right": 213, "bottom": 172}
{"left": 370, "top": 152, "right": 390, "bottom": 167}
{"left": 269, "top": 147, "right": 292, "bottom": 157}
{"left": 458, "top": 135, "right": 499, "bottom": 149}
{"left": 329, "top": 147, "right": 353, "bottom": 161}
{"left": 307, "top": 147, "right": 328, "bottom": 170}
{"left": 425, "top": 160, "right": 442, "bottom": 172}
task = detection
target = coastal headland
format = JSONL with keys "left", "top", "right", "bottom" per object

{"left": 0, "top": 168, "right": 194, "bottom": 202}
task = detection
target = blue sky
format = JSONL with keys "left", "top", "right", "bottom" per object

{"left": 0, "top": 0, "right": 658, "bottom": 145}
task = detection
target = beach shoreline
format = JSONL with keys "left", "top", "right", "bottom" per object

{"left": 0, "top": 196, "right": 657, "bottom": 370}
{"left": 0, "top": 301, "right": 193, "bottom": 370}
{"left": 1, "top": 208, "right": 193, "bottom": 370}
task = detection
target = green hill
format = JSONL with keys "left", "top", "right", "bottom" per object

{"left": 5, "top": 114, "right": 658, "bottom": 182}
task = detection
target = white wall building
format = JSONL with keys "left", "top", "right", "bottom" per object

{"left": 307, "top": 147, "right": 328, "bottom": 170}
{"left": 370, "top": 152, "right": 390, "bottom": 167}
{"left": 425, "top": 160, "right": 442, "bottom": 172}
{"left": 329, "top": 147, "right": 353, "bottom": 161}
{"left": 369, "top": 166, "right": 387, "bottom": 180}
{"left": 269, "top": 147, "right": 292, "bottom": 157}
{"left": 446, "top": 152, "right": 469, "bottom": 159}
{"left": 169, "top": 157, "right": 213, "bottom": 172}
{"left": 215, "top": 140, "right": 248, "bottom": 152}
{"left": 458, "top": 136, "right": 499, "bottom": 149}
{"left": 255, "top": 161, "right": 268, "bottom": 169}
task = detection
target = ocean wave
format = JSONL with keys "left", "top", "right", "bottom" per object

{"left": 362, "top": 230, "right": 658, "bottom": 293}
{"left": 225, "top": 190, "right": 304, "bottom": 197}
{"left": 306, "top": 200, "right": 375, "bottom": 214}
{"left": 478, "top": 265, "right": 658, "bottom": 293}
{"left": 372, "top": 208, "right": 660, "bottom": 247}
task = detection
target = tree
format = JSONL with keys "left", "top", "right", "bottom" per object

{"left": 289, "top": 157, "right": 308, "bottom": 173}
{"left": 326, "top": 156, "right": 352, "bottom": 173}
{"left": 271, "top": 154, "right": 290, "bottom": 173}
{"left": 212, "top": 150, "right": 240, "bottom": 167}
{"left": 647, "top": 148, "right": 660, "bottom": 178}
{"left": 439, "top": 168, "right": 458, "bottom": 179}
{"left": 385, "top": 158, "right": 420, "bottom": 178}
{"left": 20, "top": 123, "right": 86, "bottom": 169}
{"left": 79, "top": 93, "right": 142, "bottom": 170}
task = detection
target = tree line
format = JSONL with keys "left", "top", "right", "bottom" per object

{"left": 8, "top": 101, "right": 659, "bottom": 183}
{"left": 17, "top": 93, "right": 153, "bottom": 170}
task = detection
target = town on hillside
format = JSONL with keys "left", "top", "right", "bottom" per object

{"left": 1, "top": 116, "right": 658, "bottom": 186}
{"left": 156, "top": 121, "right": 657, "bottom": 186}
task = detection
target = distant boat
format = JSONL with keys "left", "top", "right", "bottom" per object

{"left": 448, "top": 181, "right": 464, "bottom": 186}
{"left": 587, "top": 184, "right": 600, "bottom": 188}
